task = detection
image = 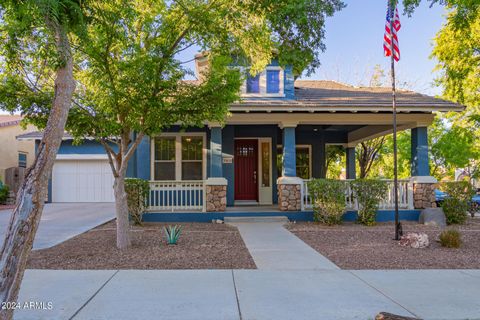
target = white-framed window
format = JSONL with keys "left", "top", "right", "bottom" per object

{"left": 153, "top": 137, "right": 176, "bottom": 180}
{"left": 276, "top": 145, "right": 312, "bottom": 179}
{"left": 151, "top": 134, "right": 206, "bottom": 181}
{"left": 240, "top": 66, "right": 285, "bottom": 97}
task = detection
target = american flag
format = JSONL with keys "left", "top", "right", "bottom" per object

{"left": 384, "top": 2, "right": 401, "bottom": 62}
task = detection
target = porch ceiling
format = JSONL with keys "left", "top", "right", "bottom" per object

{"left": 226, "top": 112, "right": 435, "bottom": 128}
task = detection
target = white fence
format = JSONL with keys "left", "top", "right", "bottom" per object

{"left": 302, "top": 179, "right": 414, "bottom": 211}
{"left": 148, "top": 181, "right": 205, "bottom": 211}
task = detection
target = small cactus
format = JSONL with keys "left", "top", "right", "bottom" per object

{"left": 164, "top": 225, "right": 182, "bottom": 245}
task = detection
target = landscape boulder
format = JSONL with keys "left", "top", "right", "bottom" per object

{"left": 418, "top": 207, "right": 447, "bottom": 228}
{"left": 399, "top": 232, "right": 429, "bottom": 249}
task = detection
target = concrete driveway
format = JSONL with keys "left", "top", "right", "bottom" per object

{"left": 0, "top": 203, "right": 115, "bottom": 250}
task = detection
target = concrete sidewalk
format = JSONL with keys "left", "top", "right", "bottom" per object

{"left": 230, "top": 222, "right": 339, "bottom": 270}
{"left": 14, "top": 269, "right": 480, "bottom": 320}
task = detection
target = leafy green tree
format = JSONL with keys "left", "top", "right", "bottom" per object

{"left": 17, "top": 0, "right": 345, "bottom": 249}
{"left": 0, "top": 1, "right": 86, "bottom": 318}
{"left": 428, "top": 117, "right": 479, "bottom": 179}
{"left": 325, "top": 145, "right": 345, "bottom": 179}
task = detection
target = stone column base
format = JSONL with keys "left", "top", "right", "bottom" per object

{"left": 277, "top": 177, "right": 302, "bottom": 211}
{"left": 205, "top": 178, "right": 227, "bottom": 212}
{"left": 411, "top": 176, "right": 437, "bottom": 209}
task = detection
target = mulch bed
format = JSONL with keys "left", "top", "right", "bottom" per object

{"left": 27, "top": 221, "right": 256, "bottom": 270}
{"left": 287, "top": 218, "right": 480, "bottom": 269}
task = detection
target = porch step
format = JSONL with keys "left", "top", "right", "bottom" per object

{"left": 224, "top": 216, "right": 289, "bottom": 223}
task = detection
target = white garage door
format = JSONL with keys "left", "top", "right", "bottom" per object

{"left": 52, "top": 160, "right": 115, "bottom": 202}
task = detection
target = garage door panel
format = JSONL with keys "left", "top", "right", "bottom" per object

{"left": 52, "top": 160, "right": 114, "bottom": 202}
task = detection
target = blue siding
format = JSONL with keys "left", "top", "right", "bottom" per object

{"left": 136, "top": 136, "right": 151, "bottom": 180}
{"left": 411, "top": 127, "right": 429, "bottom": 176}
{"left": 210, "top": 127, "right": 223, "bottom": 177}
{"left": 57, "top": 140, "right": 114, "bottom": 154}
{"left": 283, "top": 65, "right": 295, "bottom": 99}
{"left": 222, "top": 126, "right": 235, "bottom": 206}
{"left": 346, "top": 147, "right": 356, "bottom": 179}
{"left": 282, "top": 127, "right": 296, "bottom": 177}
{"left": 143, "top": 210, "right": 421, "bottom": 223}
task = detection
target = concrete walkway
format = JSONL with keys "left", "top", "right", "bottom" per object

{"left": 14, "top": 269, "right": 480, "bottom": 320}
{"left": 0, "top": 203, "right": 115, "bottom": 249}
{"left": 229, "top": 221, "right": 339, "bottom": 270}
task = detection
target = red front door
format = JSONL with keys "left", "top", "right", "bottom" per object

{"left": 234, "top": 139, "right": 258, "bottom": 201}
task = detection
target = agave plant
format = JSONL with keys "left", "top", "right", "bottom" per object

{"left": 164, "top": 225, "right": 182, "bottom": 245}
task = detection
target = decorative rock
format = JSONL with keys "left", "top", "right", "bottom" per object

{"left": 419, "top": 207, "right": 447, "bottom": 227}
{"left": 399, "top": 232, "right": 429, "bottom": 249}
{"left": 205, "top": 184, "right": 227, "bottom": 212}
{"left": 277, "top": 184, "right": 301, "bottom": 211}
{"left": 413, "top": 183, "right": 437, "bottom": 209}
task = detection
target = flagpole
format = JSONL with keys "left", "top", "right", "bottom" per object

{"left": 389, "top": 0, "right": 401, "bottom": 240}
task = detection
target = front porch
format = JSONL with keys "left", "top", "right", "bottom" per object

{"left": 146, "top": 178, "right": 415, "bottom": 212}
{"left": 142, "top": 118, "right": 434, "bottom": 219}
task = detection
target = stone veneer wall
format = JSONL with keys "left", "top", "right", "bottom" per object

{"left": 278, "top": 184, "right": 301, "bottom": 211}
{"left": 413, "top": 183, "right": 436, "bottom": 209}
{"left": 206, "top": 185, "right": 227, "bottom": 212}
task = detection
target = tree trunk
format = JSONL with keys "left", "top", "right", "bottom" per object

{"left": 0, "top": 26, "right": 75, "bottom": 320}
{"left": 113, "top": 167, "right": 131, "bottom": 249}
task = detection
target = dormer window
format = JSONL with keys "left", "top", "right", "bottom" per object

{"left": 246, "top": 74, "right": 260, "bottom": 93}
{"left": 266, "top": 70, "right": 280, "bottom": 93}
{"left": 241, "top": 66, "right": 284, "bottom": 97}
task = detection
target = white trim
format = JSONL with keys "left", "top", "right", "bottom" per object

{"left": 277, "top": 176, "right": 303, "bottom": 185}
{"left": 150, "top": 132, "right": 207, "bottom": 181}
{"left": 205, "top": 177, "right": 228, "bottom": 186}
{"left": 410, "top": 176, "right": 438, "bottom": 184}
{"left": 258, "top": 138, "right": 273, "bottom": 205}
{"left": 56, "top": 154, "right": 109, "bottom": 160}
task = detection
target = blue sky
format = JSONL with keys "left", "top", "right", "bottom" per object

{"left": 308, "top": 1, "right": 447, "bottom": 96}
{"left": 177, "top": 1, "right": 447, "bottom": 96}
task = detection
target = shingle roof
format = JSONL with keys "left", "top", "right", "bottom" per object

{"left": 233, "top": 80, "right": 463, "bottom": 112}
{"left": 0, "top": 115, "right": 23, "bottom": 127}
{"left": 17, "top": 131, "right": 75, "bottom": 141}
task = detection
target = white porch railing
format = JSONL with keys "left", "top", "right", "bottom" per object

{"left": 148, "top": 181, "right": 205, "bottom": 211}
{"left": 302, "top": 179, "right": 414, "bottom": 211}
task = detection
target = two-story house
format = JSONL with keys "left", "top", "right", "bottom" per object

{"left": 18, "top": 55, "right": 462, "bottom": 221}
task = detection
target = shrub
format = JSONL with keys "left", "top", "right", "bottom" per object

{"left": 125, "top": 178, "right": 150, "bottom": 226}
{"left": 0, "top": 181, "right": 9, "bottom": 205}
{"left": 439, "top": 229, "right": 462, "bottom": 248}
{"left": 351, "top": 179, "right": 388, "bottom": 226}
{"left": 308, "top": 179, "right": 346, "bottom": 225}
{"left": 441, "top": 181, "right": 475, "bottom": 225}
{"left": 164, "top": 225, "right": 182, "bottom": 245}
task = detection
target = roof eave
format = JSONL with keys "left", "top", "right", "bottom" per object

{"left": 230, "top": 104, "right": 464, "bottom": 113}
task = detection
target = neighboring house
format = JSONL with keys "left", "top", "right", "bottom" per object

{"left": 0, "top": 115, "right": 36, "bottom": 183}
{"left": 18, "top": 55, "right": 462, "bottom": 220}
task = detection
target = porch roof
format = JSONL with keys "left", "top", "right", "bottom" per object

{"left": 233, "top": 80, "right": 464, "bottom": 113}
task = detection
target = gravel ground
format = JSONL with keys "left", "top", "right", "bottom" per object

{"left": 27, "top": 221, "right": 256, "bottom": 270}
{"left": 287, "top": 218, "right": 480, "bottom": 269}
